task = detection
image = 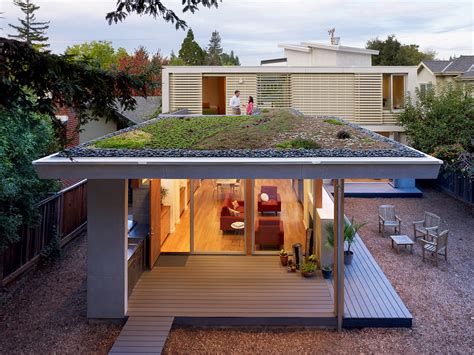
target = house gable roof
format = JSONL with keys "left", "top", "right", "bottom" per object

{"left": 421, "top": 56, "right": 474, "bottom": 75}
{"left": 118, "top": 96, "right": 162, "bottom": 124}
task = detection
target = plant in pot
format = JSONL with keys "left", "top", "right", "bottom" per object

{"left": 160, "top": 186, "right": 168, "bottom": 205}
{"left": 300, "top": 261, "right": 317, "bottom": 278}
{"left": 322, "top": 264, "right": 332, "bottom": 279}
{"left": 279, "top": 249, "right": 289, "bottom": 266}
{"left": 325, "top": 217, "right": 367, "bottom": 266}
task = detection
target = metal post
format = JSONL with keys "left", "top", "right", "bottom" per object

{"left": 333, "top": 179, "right": 345, "bottom": 331}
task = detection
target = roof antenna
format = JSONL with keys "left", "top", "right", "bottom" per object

{"left": 328, "top": 28, "right": 340, "bottom": 45}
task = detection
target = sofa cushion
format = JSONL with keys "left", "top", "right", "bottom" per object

{"left": 228, "top": 207, "right": 240, "bottom": 216}
{"left": 231, "top": 200, "right": 240, "bottom": 209}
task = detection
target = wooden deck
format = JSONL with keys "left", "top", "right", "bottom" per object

{"left": 128, "top": 255, "right": 334, "bottom": 321}
{"left": 109, "top": 316, "right": 174, "bottom": 354}
{"left": 330, "top": 234, "right": 413, "bottom": 328}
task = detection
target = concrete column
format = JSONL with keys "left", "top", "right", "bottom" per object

{"left": 87, "top": 179, "right": 128, "bottom": 320}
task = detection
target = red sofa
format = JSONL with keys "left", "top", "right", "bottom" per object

{"left": 220, "top": 194, "right": 245, "bottom": 232}
{"left": 258, "top": 186, "right": 281, "bottom": 215}
{"left": 254, "top": 217, "right": 284, "bottom": 249}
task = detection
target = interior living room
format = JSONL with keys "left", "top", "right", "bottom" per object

{"left": 130, "top": 178, "right": 309, "bottom": 255}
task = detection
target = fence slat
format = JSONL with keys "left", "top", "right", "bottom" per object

{"left": 1, "top": 180, "right": 87, "bottom": 284}
{"left": 435, "top": 169, "right": 473, "bottom": 206}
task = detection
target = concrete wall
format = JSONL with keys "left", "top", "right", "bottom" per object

{"left": 80, "top": 118, "right": 119, "bottom": 144}
{"left": 87, "top": 179, "right": 128, "bottom": 319}
{"left": 284, "top": 49, "right": 311, "bottom": 66}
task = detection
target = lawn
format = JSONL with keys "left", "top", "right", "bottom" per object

{"left": 90, "top": 109, "right": 393, "bottom": 151}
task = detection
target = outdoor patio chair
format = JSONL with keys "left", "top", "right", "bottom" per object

{"left": 413, "top": 212, "right": 440, "bottom": 241}
{"left": 420, "top": 230, "right": 449, "bottom": 266}
{"left": 378, "top": 205, "right": 401, "bottom": 237}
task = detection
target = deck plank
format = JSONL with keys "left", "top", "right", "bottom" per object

{"left": 109, "top": 316, "right": 173, "bottom": 355}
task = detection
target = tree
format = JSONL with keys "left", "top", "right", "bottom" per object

{"left": 398, "top": 84, "right": 473, "bottom": 175}
{"left": 169, "top": 50, "right": 185, "bottom": 65}
{"left": 366, "top": 35, "right": 435, "bottom": 66}
{"left": 65, "top": 41, "right": 128, "bottom": 70}
{"left": 221, "top": 50, "right": 240, "bottom": 66}
{"left": 8, "top": 0, "right": 49, "bottom": 50}
{"left": 106, "top": 0, "right": 221, "bottom": 29}
{"left": 206, "top": 30, "right": 223, "bottom": 65}
{"left": 0, "top": 38, "right": 151, "bottom": 147}
{"left": 118, "top": 46, "right": 167, "bottom": 95}
{"left": 0, "top": 102, "right": 60, "bottom": 252}
{"left": 178, "top": 29, "right": 206, "bottom": 65}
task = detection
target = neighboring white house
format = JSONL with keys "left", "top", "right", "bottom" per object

{"left": 417, "top": 56, "right": 474, "bottom": 91}
{"left": 261, "top": 42, "right": 378, "bottom": 67}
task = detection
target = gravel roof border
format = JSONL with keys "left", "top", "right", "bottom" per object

{"left": 58, "top": 112, "right": 424, "bottom": 159}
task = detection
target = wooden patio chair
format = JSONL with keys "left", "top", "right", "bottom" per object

{"left": 413, "top": 212, "right": 440, "bottom": 241}
{"left": 421, "top": 230, "right": 449, "bottom": 266}
{"left": 378, "top": 205, "right": 401, "bottom": 237}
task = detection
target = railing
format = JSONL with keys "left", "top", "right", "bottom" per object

{"left": 435, "top": 169, "right": 473, "bottom": 206}
{"left": 0, "top": 180, "right": 87, "bottom": 285}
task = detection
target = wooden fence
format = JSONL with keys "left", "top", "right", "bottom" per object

{"left": 435, "top": 169, "right": 473, "bottom": 206}
{"left": 0, "top": 180, "right": 87, "bottom": 285}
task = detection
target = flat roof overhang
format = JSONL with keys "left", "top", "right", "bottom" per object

{"left": 33, "top": 154, "right": 442, "bottom": 180}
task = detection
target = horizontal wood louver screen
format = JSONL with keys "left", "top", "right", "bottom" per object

{"left": 354, "top": 74, "right": 383, "bottom": 124}
{"left": 382, "top": 111, "right": 399, "bottom": 124}
{"left": 290, "top": 74, "right": 355, "bottom": 120}
{"left": 169, "top": 73, "right": 202, "bottom": 114}
{"left": 257, "top": 74, "right": 291, "bottom": 108}
{"left": 225, "top": 74, "right": 257, "bottom": 114}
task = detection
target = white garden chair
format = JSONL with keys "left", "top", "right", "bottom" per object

{"left": 378, "top": 205, "right": 401, "bottom": 237}
{"left": 413, "top": 212, "right": 440, "bottom": 241}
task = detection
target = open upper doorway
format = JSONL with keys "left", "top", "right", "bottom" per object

{"left": 202, "top": 76, "right": 226, "bottom": 114}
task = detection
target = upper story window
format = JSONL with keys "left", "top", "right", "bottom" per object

{"left": 383, "top": 74, "right": 407, "bottom": 111}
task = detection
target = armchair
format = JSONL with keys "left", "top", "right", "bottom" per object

{"left": 378, "top": 205, "right": 401, "bottom": 237}
{"left": 413, "top": 212, "right": 440, "bottom": 241}
{"left": 258, "top": 185, "right": 281, "bottom": 215}
{"left": 421, "top": 230, "right": 448, "bottom": 266}
{"left": 254, "top": 217, "right": 284, "bottom": 249}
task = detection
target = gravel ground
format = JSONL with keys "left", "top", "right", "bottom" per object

{"left": 0, "top": 187, "right": 472, "bottom": 354}
{"left": 0, "top": 233, "right": 121, "bottom": 354}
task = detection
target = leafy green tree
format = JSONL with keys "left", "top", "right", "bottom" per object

{"left": 367, "top": 35, "right": 435, "bottom": 66}
{"left": 221, "top": 50, "right": 240, "bottom": 66}
{"left": 398, "top": 84, "right": 473, "bottom": 174}
{"left": 106, "top": 0, "right": 220, "bottom": 29}
{"left": 0, "top": 102, "right": 60, "bottom": 252}
{"left": 1, "top": 38, "right": 151, "bottom": 147}
{"left": 178, "top": 29, "right": 206, "bottom": 65}
{"left": 65, "top": 41, "right": 128, "bottom": 70}
{"left": 169, "top": 50, "right": 185, "bottom": 65}
{"left": 206, "top": 30, "right": 223, "bottom": 65}
{"left": 8, "top": 0, "right": 50, "bottom": 50}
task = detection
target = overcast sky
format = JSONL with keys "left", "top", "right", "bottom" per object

{"left": 1, "top": 0, "right": 473, "bottom": 64}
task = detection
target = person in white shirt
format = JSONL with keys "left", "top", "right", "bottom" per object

{"left": 229, "top": 90, "right": 241, "bottom": 115}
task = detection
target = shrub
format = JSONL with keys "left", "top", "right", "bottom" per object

{"left": 301, "top": 261, "right": 317, "bottom": 273}
{"left": 276, "top": 138, "right": 321, "bottom": 149}
{"left": 324, "top": 118, "right": 344, "bottom": 126}
{"left": 336, "top": 130, "right": 351, "bottom": 139}
{"left": 40, "top": 226, "right": 61, "bottom": 266}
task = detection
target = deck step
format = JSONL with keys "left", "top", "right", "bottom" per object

{"left": 109, "top": 316, "right": 174, "bottom": 355}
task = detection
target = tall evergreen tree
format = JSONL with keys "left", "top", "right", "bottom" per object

{"left": 221, "top": 50, "right": 240, "bottom": 66}
{"left": 8, "top": 0, "right": 50, "bottom": 50}
{"left": 206, "top": 30, "right": 223, "bottom": 65}
{"left": 178, "top": 29, "right": 206, "bottom": 65}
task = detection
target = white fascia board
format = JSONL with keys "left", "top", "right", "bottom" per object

{"left": 278, "top": 43, "right": 311, "bottom": 53}
{"left": 300, "top": 42, "right": 379, "bottom": 55}
{"left": 163, "top": 66, "right": 417, "bottom": 75}
{"left": 33, "top": 153, "right": 441, "bottom": 180}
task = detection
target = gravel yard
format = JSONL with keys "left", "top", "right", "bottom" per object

{"left": 0, "top": 187, "right": 472, "bottom": 354}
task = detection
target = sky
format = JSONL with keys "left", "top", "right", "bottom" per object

{"left": 0, "top": 0, "right": 473, "bottom": 64}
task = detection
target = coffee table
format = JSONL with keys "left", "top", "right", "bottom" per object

{"left": 231, "top": 221, "right": 245, "bottom": 230}
{"left": 390, "top": 234, "right": 414, "bottom": 254}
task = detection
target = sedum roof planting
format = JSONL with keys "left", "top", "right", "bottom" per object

{"left": 60, "top": 109, "right": 424, "bottom": 159}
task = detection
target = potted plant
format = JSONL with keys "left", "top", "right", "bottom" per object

{"left": 160, "top": 186, "right": 168, "bottom": 205}
{"left": 300, "top": 261, "right": 317, "bottom": 278}
{"left": 307, "top": 254, "right": 318, "bottom": 264}
{"left": 290, "top": 264, "right": 297, "bottom": 272}
{"left": 325, "top": 217, "right": 367, "bottom": 265}
{"left": 322, "top": 265, "right": 332, "bottom": 279}
{"left": 279, "top": 249, "right": 289, "bottom": 266}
